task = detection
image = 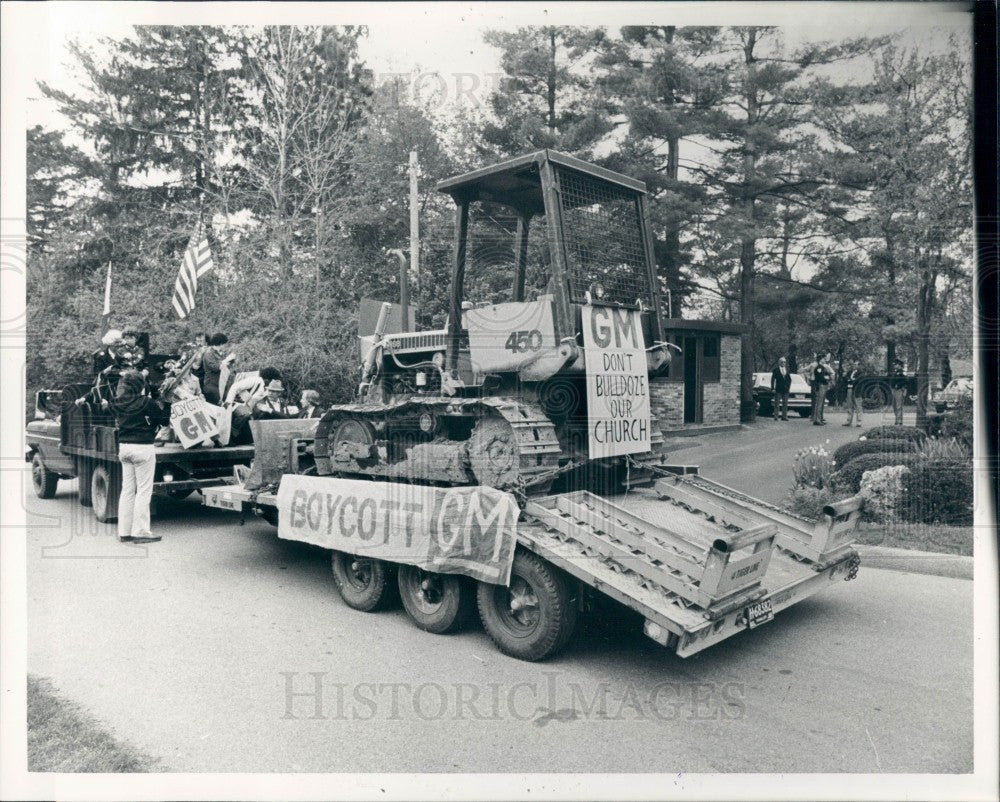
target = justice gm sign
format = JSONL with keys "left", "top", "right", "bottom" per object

{"left": 275, "top": 476, "right": 520, "bottom": 585}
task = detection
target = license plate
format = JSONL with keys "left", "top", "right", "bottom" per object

{"left": 744, "top": 599, "right": 774, "bottom": 629}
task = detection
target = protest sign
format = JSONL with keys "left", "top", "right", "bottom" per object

{"left": 276, "top": 476, "right": 520, "bottom": 585}
{"left": 170, "top": 397, "right": 221, "bottom": 448}
{"left": 581, "top": 305, "right": 651, "bottom": 459}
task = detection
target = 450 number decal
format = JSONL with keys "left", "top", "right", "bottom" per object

{"left": 504, "top": 329, "right": 543, "bottom": 353}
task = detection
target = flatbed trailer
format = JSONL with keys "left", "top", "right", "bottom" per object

{"left": 202, "top": 465, "right": 861, "bottom": 661}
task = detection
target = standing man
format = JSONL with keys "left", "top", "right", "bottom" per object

{"left": 843, "top": 362, "right": 863, "bottom": 427}
{"left": 297, "top": 390, "right": 325, "bottom": 419}
{"left": 770, "top": 357, "right": 793, "bottom": 421}
{"left": 890, "top": 359, "right": 907, "bottom": 425}
{"left": 811, "top": 353, "right": 832, "bottom": 426}
{"left": 197, "top": 333, "right": 236, "bottom": 405}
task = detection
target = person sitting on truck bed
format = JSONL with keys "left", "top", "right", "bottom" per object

{"left": 225, "top": 367, "right": 283, "bottom": 445}
{"left": 297, "top": 389, "right": 324, "bottom": 419}
{"left": 112, "top": 369, "right": 171, "bottom": 544}
{"left": 251, "top": 379, "right": 292, "bottom": 420}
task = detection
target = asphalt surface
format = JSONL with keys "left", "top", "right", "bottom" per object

{"left": 665, "top": 408, "right": 918, "bottom": 505}
{"left": 25, "top": 407, "right": 973, "bottom": 773}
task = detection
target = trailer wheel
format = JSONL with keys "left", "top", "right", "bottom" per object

{"left": 258, "top": 506, "right": 279, "bottom": 527}
{"left": 91, "top": 463, "right": 121, "bottom": 523}
{"left": 331, "top": 552, "right": 394, "bottom": 612}
{"left": 31, "top": 453, "right": 60, "bottom": 499}
{"left": 477, "top": 550, "right": 577, "bottom": 662}
{"left": 397, "top": 565, "right": 471, "bottom": 634}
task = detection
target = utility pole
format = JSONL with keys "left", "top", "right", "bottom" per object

{"left": 408, "top": 149, "right": 420, "bottom": 331}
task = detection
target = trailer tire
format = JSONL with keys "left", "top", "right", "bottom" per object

{"left": 331, "top": 552, "right": 395, "bottom": 612}
{"left": 397, "top": 566, "right": 471, "bottom": 634}
{"left": 477, "top": 550, "right": 577, "bottom": 662}
{"left": 91, "top": 463, "right": 121, "bottom": 523}
{"left": 259, "top": 506, "right": 279, "bottom": 527}
{"left": 31, "top": 453, "right": 60, "bottom": 499}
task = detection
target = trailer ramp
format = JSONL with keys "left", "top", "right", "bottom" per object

{"left": 520, "top": 487, "right": 859, "bottom": 657}
{"left": 652, "top": 474, "right": 862, "bottom": 564}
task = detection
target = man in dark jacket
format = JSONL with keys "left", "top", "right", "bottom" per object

{"left": 297, "top": 390, "right": 325, "bottom": 419}
{"left": 843, "top": 363, "right": 863, "bottom": 427}
{"left": 811, "top": 353, "right": 833, "bottom": 425}
{"left": 770, "top": 357, "right": 793, "bottom": 420}
{"left": 111, "top": 370, "right": 170, "bottom": 543}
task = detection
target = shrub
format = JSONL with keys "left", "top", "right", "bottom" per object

{"left": 939, "top": 399, "right": 973, "bottom": 452}
{"left": 785, "top": 486, "right": 838, "bottom": 519}
{"left": 830, "top": 453, "right": 920, "bottom": 493}
{"left": 917, "top": 436, "right": 969, "bottom": 461}
{"left": 901, "top": 459, "right": 973, "bottom": 525}
{"left": 860, "top": 425, "right": 927, "bottom": 444}
{"left": 859, "top": 465, "right": 910, "bottom": 523}
{"left": 832, "top": 438, "right": 916, "bottom": 468}
{"left": 792, "top": 445, "right": 834, "bottom": 489}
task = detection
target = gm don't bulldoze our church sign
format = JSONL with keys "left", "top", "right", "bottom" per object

{"left": 582, "top": 305, "right": 652, "bottom": 459}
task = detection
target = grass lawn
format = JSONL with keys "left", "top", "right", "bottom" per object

{"left": 27, "top": 675, "right": 161, "bottom": 772}
{"left": 853, "top": 522, "right": 973, "bottom": 556}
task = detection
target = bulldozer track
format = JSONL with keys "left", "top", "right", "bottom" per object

{"left": 313, "top": 396, "right": 563, "bottom": 493}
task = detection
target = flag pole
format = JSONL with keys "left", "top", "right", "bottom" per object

{"left": 101, "top": 261, "right": 112, "bottom": 331}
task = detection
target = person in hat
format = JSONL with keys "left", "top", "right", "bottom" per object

{"left": 251, "top": 378, "right": 291, "bottom": 420}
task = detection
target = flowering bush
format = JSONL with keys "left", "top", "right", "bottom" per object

{"left": 833, "top": 437, "right": 916, "bottom": 467}
{"left": 859, "top": 465, "right": 910, "bottom": 523}
{"left": 829, "top": 453, "right": 919, "bottom": 493}
{"left": 792, "top": 444, "right": 834, "bottom": 490}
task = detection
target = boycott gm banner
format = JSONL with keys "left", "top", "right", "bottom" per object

{"left": 276, "top": 476, "right": 520, "bottom": 585}
{"left": 581, "top": 305, "right": 651, "bottom": 459}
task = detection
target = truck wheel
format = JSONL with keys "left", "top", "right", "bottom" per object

{"left": 31, "top": 453, "right": 59, "bottom": 499}
{"left": 796, "top": 409, "right": 811, "bottom": 418}
{"left": 331, "top": 552, "right": 395, "bottom": 612}
{"left": 258, "top": 506, "right": 279, "bottom": 527}
{"left": 477, "top": 550, "right": 577, "bottom": 662}
{"left": 397, "top": 565, "right": 471, "bottom": 634}
{"left": 91, "top": 463, "right": 121, "bottom": 523}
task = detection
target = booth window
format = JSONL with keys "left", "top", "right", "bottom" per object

{"left": 702, "top": 335, "right": 720, "bottom": 382}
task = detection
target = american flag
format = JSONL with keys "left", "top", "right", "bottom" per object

{"left": 171, "top": 233, "right": 214, "bottom": 319}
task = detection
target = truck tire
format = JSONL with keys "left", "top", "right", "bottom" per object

{"left": 331, "top": 552, "right": 395, "bottom": 612}
{"left": 477, "top": 549, "right": 577, "bottom": 662}
{"left": 397, "top": 565, "right": 471, "bottom": 634}
{"left": 91, "top": 463, "right": 121, "bottom": 523}
{"left": 796, "top": 409, "right": 811, "bottom": 418}
{"left": 258, "top": 506, "right": 279, "bottom": 527}
{"left": 31, "top": 452, "right": 59, "bottom": 499}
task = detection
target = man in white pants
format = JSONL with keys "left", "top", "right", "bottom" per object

{"left": 112, "top": 371, "right": 170, "bottom": 543}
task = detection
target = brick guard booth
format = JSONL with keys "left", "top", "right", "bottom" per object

{"left": 649, "top": 319, "right": 744, "bottom": 435}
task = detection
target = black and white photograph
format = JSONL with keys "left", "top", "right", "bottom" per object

{"left": 1, "top": 1, "right": 996, "bottom": 800}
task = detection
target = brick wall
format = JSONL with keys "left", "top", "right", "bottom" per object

{"left": 649, "top": 333, "right": 741, "bottom": 428}
{"left": 703, "top": 334, "right": 741, "bottom": 425}
{"left": 649, "top": 377, "right": 684, "bottom": 430}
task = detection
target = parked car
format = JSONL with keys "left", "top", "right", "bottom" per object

{"left": 931, "top": 376, "right": 972, "bottom": 412}
{"left": 752, "top": 372, "right": 816, "bottom": 418}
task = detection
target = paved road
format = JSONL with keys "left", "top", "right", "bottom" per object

{"left": 26, "top": 427, "right": 972, "bottom": 773}
{"left": 666, "top": 408, "right": 919, "bottom": 505}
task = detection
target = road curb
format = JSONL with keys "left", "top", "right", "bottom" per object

{"left": 855, "top": 545, "right": 973, "bottom": 580}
